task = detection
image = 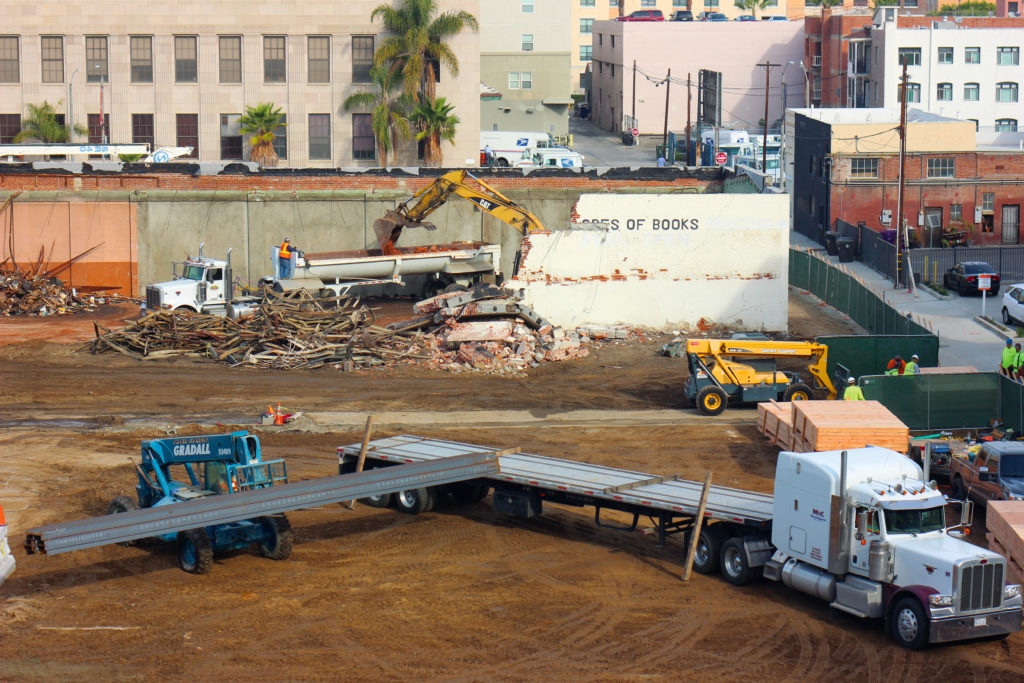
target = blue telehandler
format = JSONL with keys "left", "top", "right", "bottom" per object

{"left": 106, "top": 431, "right": 292, "bottom": 574}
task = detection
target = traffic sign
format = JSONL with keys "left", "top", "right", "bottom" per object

{"left": 715, "top": 151, "right": 727, "bottom": 165}
{"left": 631, "top": 128, "right": 639, "bottom": 137}
{"left": 979, "top": 275, "right": 992, "bottom": 291}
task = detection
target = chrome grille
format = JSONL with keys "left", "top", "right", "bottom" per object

{"left": 145, "top": 286, "right": 161, "bottom": 310}
{"left": 959, "top": 562, "right": 1003, "bottom": 612}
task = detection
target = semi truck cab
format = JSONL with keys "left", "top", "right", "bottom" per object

{"left": 144, "top": 244, "right": 233, "bottom": 314}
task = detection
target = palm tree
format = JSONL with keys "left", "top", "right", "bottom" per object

{"left": 410, "top": 97, "right": 458, "bottom": 167}
{"left": 343, "top": 65, "right": 412, "bottom": 167}
{"left": 238, "top": 103, "right": 286, "bottom": 167}
{"left": 735, "top": 0, "right": 772, "bottom": 17}
{"left": 14, "top": 101, "right": 87, "bottom": 144}
{"left": 371, "top": 0, "right": 478, "bottom": 102}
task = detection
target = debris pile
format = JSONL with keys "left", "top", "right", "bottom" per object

{"left": 0, "top": 273, "right": 96, "bottom": 316}
{"left": 90, "top": 291, "right": 425, "bottom": 370}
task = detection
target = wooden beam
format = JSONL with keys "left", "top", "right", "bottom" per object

{"left": 681, "top": 470, "right": 712, "bottom": 582}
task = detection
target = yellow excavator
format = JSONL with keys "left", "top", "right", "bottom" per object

{"left": 684, "top": 337, "right": 837, "bottom": 416}
{"left": 373, "top": 170, "right": 545, "bottom": 255}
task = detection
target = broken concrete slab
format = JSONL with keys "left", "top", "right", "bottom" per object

{"left": 443, "top": 320, "right": 515, "bottom": 343}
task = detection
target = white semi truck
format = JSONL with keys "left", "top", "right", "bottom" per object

{"left": 339, "top": 436, "right": 1023, "bottom": 649}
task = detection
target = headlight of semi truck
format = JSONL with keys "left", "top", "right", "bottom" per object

{"left": 1004, "top": 584, "right": 1021, "bottom": 600}
{"left": 928, "top": 594, "right": 954, "bottom": 607}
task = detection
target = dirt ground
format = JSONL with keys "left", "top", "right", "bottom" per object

{"left": 3, "top": 290, "right": 1023, "bottom": 681}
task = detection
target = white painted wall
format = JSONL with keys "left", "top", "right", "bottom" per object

{"left": 510, "top": 194, "right": 790, "bottom": 330}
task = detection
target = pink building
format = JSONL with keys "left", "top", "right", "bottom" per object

{"left": 590, "top": 21, "right": 804, "bottom": 135}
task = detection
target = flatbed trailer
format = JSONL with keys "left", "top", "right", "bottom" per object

{"left": 339, "top": 434, "right": 773, "bottom": 546}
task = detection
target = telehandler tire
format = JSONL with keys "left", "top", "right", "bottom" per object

{"left": 177, "top": 529, "right": 214, "bottom": 574}
{"left": 258, "top": 514, "right": 294, "bottom": 561}
{"left": 106, "top": 496, "right": 140, "bottom": 546}
{"left": 783, "top": 382, "right": 813, "bottom": 402}
{"left": 696, "top": 386, "right": 728, "bottom": 416}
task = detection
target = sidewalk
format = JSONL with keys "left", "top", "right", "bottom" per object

{"left": 790, "top": 231, "right": 1005, "bottom": 371}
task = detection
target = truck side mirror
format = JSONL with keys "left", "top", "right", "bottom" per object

{"left": 961, "top": 500, "right": 974, "bottom": 529}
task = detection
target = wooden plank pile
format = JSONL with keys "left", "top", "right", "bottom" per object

{"left": 986, "top": 501, "right": 1024, "bottom": 585}
{"left": 757, "top": 400, "right": 908, "bottom": 453}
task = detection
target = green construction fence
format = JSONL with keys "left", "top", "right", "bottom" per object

{"left": 818, "top": 335, "right": 940, "bottom": 385}
{"left": 858, "top": 373, "right": 999, "bottom": 430}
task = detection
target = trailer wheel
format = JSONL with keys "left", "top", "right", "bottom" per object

{"left": 177, "top": 529, "right": 214, "bottom": 574}
{"left": 451, "top": 481, "right": 490, "bottom": 504}
{"left": 258, "top": 514, "right": 294, "bottom": 561}
{"left": 890, "top": 597, "right": 929, "bottom": 650}
{"left": 696, "top": 386, "right": 728, "bottom": 416}
{"left": 783, "top": 382, "right": 813, "bottom": 402}
{"left": 360, "top": 489, "right": 394, "bottom": 508}
{"left": 691, "top": 525, "right": 725, "bottom": 574}
{"left": 106, "top": 496, "right": 140, "bottom": 546}
{"left": 720, "top": 538, "right": 755, "bottom": 586}
{"left": 395, "top": 487, "right": 436, "bottom": 515}
{"left": 444, "top": 283, "right": 469, "bottom": 294}
{"left": 951, "top": 475, "right": 967, "bottom": 500}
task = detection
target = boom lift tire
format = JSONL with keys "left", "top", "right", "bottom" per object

{"left": 691, "top": 524, "right": 727, "bottom": 574}
{"left": 783, "top": 382, "right": 813, "bottom": 402}
{"left": 720, "top": 537, "right": 755, "bottom": 586}
{"left": 258, "top": 514, "right": 294, "bottom": 561}
{"left": 106, "top": 496, "right": 140, "bottom": 547}
{"left": 696, "top": 386, "right": 728, "bottom": 416}
{"left": 890, "top": 597, "right": 929, "bottom": 649}
{"left": 177, "top": 529, "right": 214, "bottom": 574}
{"left": 395, "top": 487, "right": 436, "bottom": 514}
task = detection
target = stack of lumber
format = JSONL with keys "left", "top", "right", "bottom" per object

{"left": 757, "top": 400, "right": 908, "bottom": 453}
{"left": 986, "top": 501, "right": 1024, "bottom": 585}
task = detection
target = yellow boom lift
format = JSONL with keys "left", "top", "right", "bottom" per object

{"left": 683, "top": 337, "right": 837, "bottom": 416}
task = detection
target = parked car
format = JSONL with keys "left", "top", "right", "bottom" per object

{"left": 670, "top": 9, "right": 693, "bottom": 20}
{"left": 617, "top": 9, "right": 664, "bottom": 21}
{"left": 735, "top": 14, "right": 757, "bottom": 21}
{"left": 704, "top": 12, "right": 728, "bottom": 21}
{"left": 762, "top": 15, "right": 789, "bottom": 20}
{"left": 950, "top": 441, "right": 1024, "bottom": 503}
{"left": 1002, "top": 283, "right": 1024, "bottom": 324}
{"left": 942, "top": 261, "right": 1001, "bottom": 295}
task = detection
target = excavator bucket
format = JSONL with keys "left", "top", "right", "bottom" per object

{"left": 373, "top": 210, "right": 438, "bottom": 255}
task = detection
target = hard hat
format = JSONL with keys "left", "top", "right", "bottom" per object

{"left": 848, "top": 377, "right": 856, "bottom": 384}
{"left": 911, "top": 354, "right": 919, "bottom": 360}
{"left": 1009, "top": 338, "right": 1014, "bottom": 345}
{"left": 284, "top": 237, "right": 291, "bottom": 242}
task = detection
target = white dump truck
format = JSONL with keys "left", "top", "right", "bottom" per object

{"left": 339, "top": 436, "right": 1023, "bottom": 649}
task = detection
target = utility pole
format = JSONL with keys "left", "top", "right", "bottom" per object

{"left": 686, "top": 72, "right": 692, "bottom": 166}
{"left": 895, "top": 60, "right": 908, "bottom": 290}
{"left": 662, "top": 68, "right": 671, "bottom": 164}
{"left": 758, "top": 61, "right": 780, "bottom": 174}
{"left": 632, "top": 60, "right": 637, "bottom": 147}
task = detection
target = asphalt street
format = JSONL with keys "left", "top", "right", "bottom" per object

{"left": 569, "top": 118, "right": 665, "bottom": 167}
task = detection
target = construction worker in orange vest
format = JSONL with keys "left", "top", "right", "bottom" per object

{"left": 277, "top": 237, "right": 299, "bottom": 280}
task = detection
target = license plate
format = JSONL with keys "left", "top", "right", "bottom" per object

{"left": 974, "top": 617, "right": 987, "bottom": 627}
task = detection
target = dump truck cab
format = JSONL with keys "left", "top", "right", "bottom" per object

{"left": 144, "top": 243, "right": 233, "bottom": 315}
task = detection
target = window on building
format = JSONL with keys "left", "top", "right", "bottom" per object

{"left": 599, "top": 34, "right": 603, "bottom": 46}
{"left": 130, "top": 36, "right": 152, "bottom": 83}
{"left": 996, "top": 118, "right": 1019, "bottom": 132}
{"left": 86, "top": 36, "right": 108, "bottom": 83}
{"left": 903, "top": 0, "right": 918, "bottom": 6}
{"left": 580, "top": 45, "right": 592, "bottom": 61}
{"left": 87, "top": 113, "right": 110, "bottom": 145}
{"left": 983, "top": 192, "right": 995, "bottom": 211}
{"left": 308, "top": 36, "right": 330, "bottom": 83}
{"left": 132, "top": 113, "right": 154, "bottom": 149}
{"left": 176, "top": 114, "right": 199, "bottom": 157}
{"left": 936, "top": 82, "right": 952, "bottom": 101}
{"left": 264, "top": 36, "right": 286, "bottom": 83}
{"left": 927, "top": 157, "right": 954, "bottom": 178}
{"left": 938, "top": 47, "right": 953, "bottom": 64}
{"left": 219, "top": 36, "right": 242, "bottom": 83}
{"left": 272, "top": 114, "right": 287, "bottom": 159}
{"left": 903, "top": 82, "right": 920, "bottom": 103}
{"left": 965, "top": 47, "right": 980, "bottom": 64}
{"left": 898, "top": 47, "right": 921, "bottom": 67}
{"left": 611, "top": 36, "right": 615, "bottom": 48}
{"left": 0, "top": 114, "right": 21, "bottom": 143}
{"left": 41, "top": 36, "right": 63, "bottom": 83}
{"left": 581, "top": 0, "right": 595, "bottom": 5}
{"left": 0, "top": 37, "right": 19, "bottom": 83}
{"left": 998, "top": 47, "right": 1020, "bottom": 66}
{"left": 308, "top": 113, "right": 330, "bottom": 160}
{"left": 673, "top": 0, "right": 687, "bottom": 5}
{"left": 706, "top": 0, "right": 719, "bottom": 6}
{"left": 508, "top": 71, "right": 533, "bottom": 89}
{"left": 964, "top": 82, "right": 979, "bottom": 101}
{"left": 352, "top": 36, "right": 373, "bottom": 84}
{"left": 522, "top": 34, "right": 534, "bottom": 52}
{"left": 522, "top": 0, "right": 534, "bottom": 12}
{"left": 641, "top": 0, "right": 656, "bottom": 6}
{"left": 950, "top": 204, "right": 962, "bottom": 222}
{"left": 997, "top": 82, "right": 1019, "bottom": 102}
{"left": 175, "top": 36, "right": 198, "bottom": 83}
{"left": 850, "top": 158, "right": 879, "bottom": 178}
{"left": 352, "top": 113, "right": 374, "bottom": 160}
{"left": 220, "top": 113, "right": 243, "bottom": 160}
{"left": 611, "top": 64, "right": 615, "bottom": 76}
{"left": 580, "top": 18, "right": 593, "bottom": 33}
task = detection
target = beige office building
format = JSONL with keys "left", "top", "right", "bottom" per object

{"left": 0, "top": 0, "right": 482, "bottom": 167}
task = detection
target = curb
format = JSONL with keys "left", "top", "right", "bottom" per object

{"left": 916, "top": 285, "right": 954, "bottom": 301}
{"left": 974, "top": 315, "right": 1015, "bottom": 339}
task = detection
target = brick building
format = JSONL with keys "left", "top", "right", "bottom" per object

{"left": 790, "top": 108, "right": 1024, "bottom": 246}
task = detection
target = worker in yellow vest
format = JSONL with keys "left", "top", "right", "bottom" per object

{"left": 278, "top": 238, "right": 299, "bottom": 280}
{"left": 1002, "top": 339, "right": 1016, "bottom": 376}
{"left": 843, "top": 377, "right": 865, "bottom": 400}
{"left": 904, "top": 354, "right": 921, "bottom": 374}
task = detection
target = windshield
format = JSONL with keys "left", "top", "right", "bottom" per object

{"left": 182, "top": 265, "right": 205, "bottom": 281}
{"left": 1001, "top": 454, "right": 1024, "bottom": 477}
{"left": 885, "top": 506, "right": 945, "bottom": 534}
{"left": 964, "top": 263, "right": 994, "bottom": 274}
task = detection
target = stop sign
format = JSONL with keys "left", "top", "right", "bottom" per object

{"left": 715, "top": 151, "right": 728, "bottom": 165}
{"left": 631, "top": 128, "right": 639, "bottom": 136}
